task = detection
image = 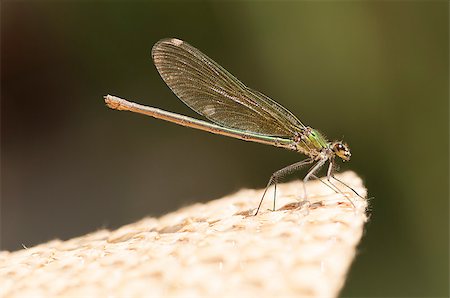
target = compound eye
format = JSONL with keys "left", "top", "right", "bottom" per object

{"left": 334, "top": 143, "right": 344, "bottom": 151}
{"left": 333, "top": 143, "right": 350, "bottom": 160}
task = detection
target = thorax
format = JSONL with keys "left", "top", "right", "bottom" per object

{"left": 292, "top": 127, "right": 330, "bottom": 158}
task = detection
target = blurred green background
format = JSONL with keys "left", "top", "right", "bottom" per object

{"left": 2, "top": 1, "right": 448, "bottom": 297}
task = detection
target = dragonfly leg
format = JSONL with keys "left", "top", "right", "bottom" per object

{"left": 326, "top": 162, "right": 358, "bottom": 208}
{"left": 331, "top": 175, "right": 364, "bottom": 199}
{"left": 310, "top": 174, "right": 341, "bottom": 194}
{"left": 254, "top": 158, "right": 313, "bottom": 216}
{"left": 302, "top": 158, "right": 328, "bottom": 200}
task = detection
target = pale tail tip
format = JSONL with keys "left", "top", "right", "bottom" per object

{"left": 104, "top": 94, "right": 127, "bottom": 111}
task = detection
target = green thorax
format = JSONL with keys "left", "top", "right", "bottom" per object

{"left": 293, "top": 127, "right": 329, "bottom": 157}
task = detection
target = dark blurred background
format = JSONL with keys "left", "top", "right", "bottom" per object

{"left": 2, "top": 1, "right": 448, "bottom": 297}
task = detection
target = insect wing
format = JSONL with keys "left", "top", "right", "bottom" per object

{"left": 152, "top": 38, "right": 305, "bottom": 137}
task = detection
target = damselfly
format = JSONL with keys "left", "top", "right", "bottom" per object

{"left": 105, "top": 38, "right": 362, "bottom": 215}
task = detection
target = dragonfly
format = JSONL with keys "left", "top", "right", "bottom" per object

{"left": 104, "top": 38, "right": 362, "bottom": 215}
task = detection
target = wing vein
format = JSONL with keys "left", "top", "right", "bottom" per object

{"left": 151, "top": 38, "right": 306, "bottom": 137}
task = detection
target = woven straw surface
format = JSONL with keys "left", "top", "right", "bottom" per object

{"left": 0, "top": 171, "right": 367, "bottom": 298}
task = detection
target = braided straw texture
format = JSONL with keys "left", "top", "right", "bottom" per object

{"left": 0, "top": 171, "right": 367, "bottom": 298}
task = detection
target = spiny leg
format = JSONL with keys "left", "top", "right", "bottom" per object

{"left": 331, "top": 174, "right": 365, "bottom": 200}
{"left": 302, "top": 158, "right": 328, "bottom": 201}
{"left": 300, "top": 173, "right": 339, "bottom": 212}
{"left": 254, "top": 158, "right": 313, "bottom": 215}
{"left": 311, "top": 174, "right": 342, "bottom": 195}
{"left": 326, "top": 162, "right": 357, "bottom": 208}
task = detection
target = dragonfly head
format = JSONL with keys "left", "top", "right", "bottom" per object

{"left": 332, "top": 142, "right": 351, "bottom": 161}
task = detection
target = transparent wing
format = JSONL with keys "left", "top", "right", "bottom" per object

{"left": 151, "top": 38, "right": 305, "bottom": 137}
